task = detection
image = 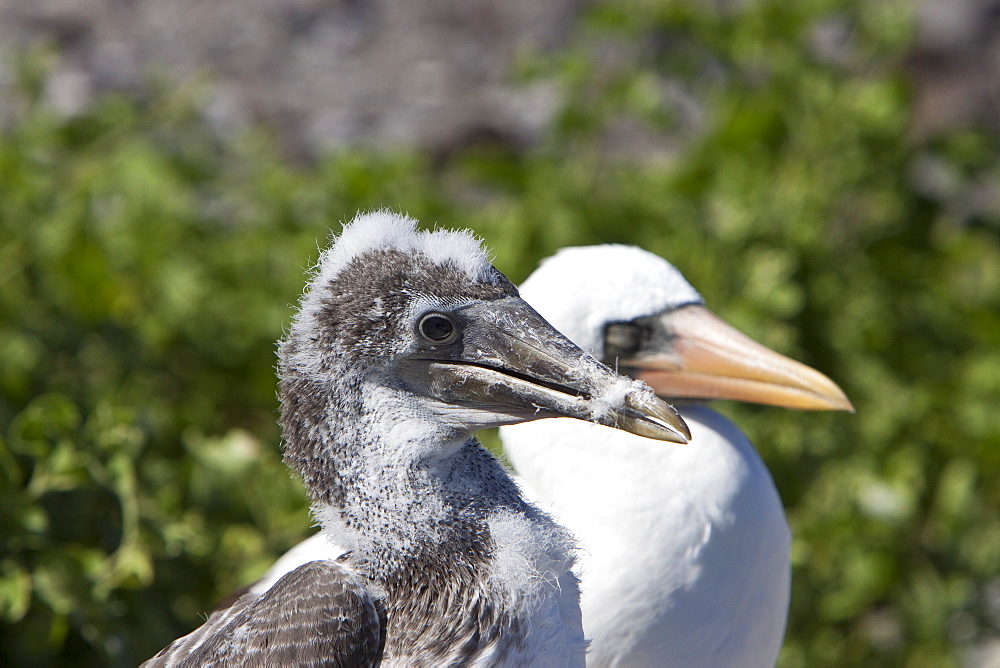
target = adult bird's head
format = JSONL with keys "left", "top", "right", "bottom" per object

{"left": 519, "top": 244, "right": 853, "bottom": 413}
{"left": 278, "top": 213, "right": 689, "bottom": 501}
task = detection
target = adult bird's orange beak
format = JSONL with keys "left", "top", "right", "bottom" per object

{"left": 617, "top": 305, "right": 854, "bottom": 412}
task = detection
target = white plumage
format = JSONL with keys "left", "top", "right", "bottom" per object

{"left": 502, "top": 245, "right": 851, "bottom": 667}
{"left": 505, "top": 407, "right": 791, "bottom": 666}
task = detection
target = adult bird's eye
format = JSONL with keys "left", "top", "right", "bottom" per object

{"left": 603, "top": 322, "right": 645, "bottom": 362}
{"left": 418, "top": 313, "right": 458, "bottom": 344}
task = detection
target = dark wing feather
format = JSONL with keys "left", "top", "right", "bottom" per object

{"left": 143, "top": 560, "right": 386, "bottom": 667}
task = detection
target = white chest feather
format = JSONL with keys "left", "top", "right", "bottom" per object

{"left": 502, "top": 405, "right": 790, "bottom": 668}
{"left": 479, "top": 510, "right": 587, "bottom": 666}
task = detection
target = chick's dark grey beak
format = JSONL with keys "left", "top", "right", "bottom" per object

{"left": 415, "top": 298, "right": 690, "bottom": 443}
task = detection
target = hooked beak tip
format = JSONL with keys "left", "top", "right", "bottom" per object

{"left": 610, "top": 389, "right": 691, "bottom": 443}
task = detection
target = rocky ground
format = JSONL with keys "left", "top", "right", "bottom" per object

{"left": 1, "top": 0, "right": 997, "bottom": 161}
{"left": 0, "top": 0, "right": 582, "bottom": 159}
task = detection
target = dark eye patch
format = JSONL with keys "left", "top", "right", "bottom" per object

{"left": 603, "top": 322, "right": 645, "bottom": 362}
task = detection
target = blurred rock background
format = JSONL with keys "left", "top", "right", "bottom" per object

{"left": 2, "top": 0, "right": 999, "bottom": 156}
{"left": 0, "top": 0, "right": 583, "bottom": 158}
{"left": 1, "top": 0, "right": 999, "bottom": 666}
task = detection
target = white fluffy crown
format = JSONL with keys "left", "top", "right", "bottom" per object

{"left": 318, "top": 210, "right": 493, "bottom": 283}
{"left": 292, "top": 209, "right": 496, "bottom": 327}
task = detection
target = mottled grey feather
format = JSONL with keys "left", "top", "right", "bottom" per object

{"left": 144, "top": 560, "right": 385, "bottom": 667}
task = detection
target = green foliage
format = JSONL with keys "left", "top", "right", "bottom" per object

{"left": 0, "top": 60, "right": 453, "bottom": 665}
{"left": 3, "top": 1, "right": 999, "bottom": 665}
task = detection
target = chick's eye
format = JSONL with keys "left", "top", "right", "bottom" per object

{"left": 418, "top": 313, "right": 457, "bottom": 343}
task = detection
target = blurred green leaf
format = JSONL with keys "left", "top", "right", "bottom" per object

{"left": 2, "top": 2, "right": 999, "bottom": 665}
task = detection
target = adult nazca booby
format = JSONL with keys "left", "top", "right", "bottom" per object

{"left": 500, "top": 245, "right": 853, "bottom": 667}
{"left": 143, "top": 214, "right": 690, "bottom": 666}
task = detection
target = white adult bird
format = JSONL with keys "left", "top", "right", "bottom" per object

{"left": 500, "top": 244, "right": 853, "bottom": 667}
{"left": 143, "top": 214, "right": 689, "bottom": 666}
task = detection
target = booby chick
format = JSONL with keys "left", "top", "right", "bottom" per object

{"left": 143, "top": 214, "right": 689, "bottom": 666}
{"left": 500, "top": 245, "right": 853, "bottom": 667}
